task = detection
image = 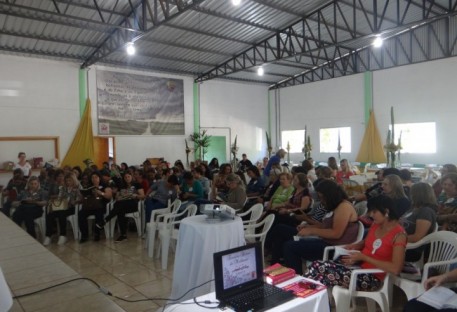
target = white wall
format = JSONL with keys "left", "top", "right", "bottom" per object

{"left": 277, "top": 56, "right": 457, "bottom": 166}
{"left": 199, "top": 79, "right": 269, "bottom": 165}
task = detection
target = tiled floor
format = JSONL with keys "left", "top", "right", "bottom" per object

{"left": 7, "top": 224, "right": 408, "bottom": 312}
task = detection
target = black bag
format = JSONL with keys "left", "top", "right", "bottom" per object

{"left": 82, "top": 196, "right": 104, "bottom": 211}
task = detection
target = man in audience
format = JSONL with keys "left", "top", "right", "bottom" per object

{"left": 264, "top": 149, "right": 287, "bottom": 177}
{"left": 238, "top": 153, "right": 253, "bottom": 172}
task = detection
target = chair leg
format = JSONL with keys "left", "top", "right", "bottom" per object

{"left": 332, "top": 286, "right": 351, "bottom": 312}
{"left": 147, "top": 223, "right": 157, "bottom": 258}
{"left": 160, "top": 230, "right": 171, "bottom": 270}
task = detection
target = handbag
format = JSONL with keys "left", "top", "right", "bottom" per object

{"left": 82, "top": 196, "right": 104, "bottom": 211}
{"left": 49, "top": 197, "right": 69, "bottom": 212}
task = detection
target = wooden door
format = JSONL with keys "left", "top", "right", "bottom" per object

{"left": 93, "top": 137, "right": 111, "bottom": 169}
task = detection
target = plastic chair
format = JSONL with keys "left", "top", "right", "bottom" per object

{"left": 244, "top": 214, "right": 275, "bottom": 265}
{"left": 34, "top": 206, "right": 47, "bottom": 241}
{"left": 145, "top": 199, "right": 182, "bottom": 258}
{"left": 393, "top": 231, "right": 457, "bottom": 303}
{"left": 322, "top": 221, "right": 365, "bottom": 262}
{"left": 124, "top": 199, "right": 145, "bottom": 237}
{"left": 157, "top": 204, "right": 198, "bottom": 270}
{"left": 66, "top": 207, "right": 79, "bottom": 240}
{"left": 78, "top": 201, "right": 115, "bottom": 239}
{"left": 237, "top": 203, "right": 263, "bottom": 234}
{"left": 332, "top": 269, "right": 391, "bottom": 312}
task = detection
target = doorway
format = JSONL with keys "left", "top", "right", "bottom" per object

{"left": 94, "top": 136, "right": 115, "bottom": 168}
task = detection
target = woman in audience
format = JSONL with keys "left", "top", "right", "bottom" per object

{"left": 302, "top": 159, "right": 317, "bottom": 183}
{"left": 144, "top": 175, "right": 180, "bottom": 223}
{"left": 265, "top": 172, "right": 295, "bottom": 210}
{"left": 246, "top": 166, "right": 266, "bottom": 197}
{"left": 72, "top": 166, "right": 82, "bottom": 180}
{"left": 78, "top": 172, "right": 112, "bottom": 243}
{"left": 403, "top": 267, "right": 457, "bottom": 312}
{"left": 382, "top": 174, "right": 411, "bottom": 218}
{"left": 208, "top": 158, "right": 220, "bottom": 174}
{"left": 199, "top": 162, "right": 212, "bottom": 180}
{"left": 98, "top": 172, "right": 145, "bottom": 242}
{"left": 1, "top": 168, "right": 27, "bottom": 217}
{"left": 327, "top": 156, "right": 338, "bottom": 178}
{"left": 401, "top": 182, "right": 437, "bottom": 262}
{"left": 282, "top": 180, "right": 359, "bottom": 274}
{"left": 44, "top": 173, "right": 82, "bottom": 245}
{"left": 305, "top": 195, "right": 406, "bottom": 291}
{"left": 211, "top": 163, "right": 232, "bottom": 200}
{"left": 14, "top": 152, "right": 32, "bottom": 177}
{"left": 436, "top": 173, "right": 457, "bottom": 232}
{"left": 12, "top": 176, "right": 48, "bottom": 238}
{"left": 219, "top": 173, "right": 247, "bottom": 212}
{"left": 433, "top": 164, "right": 457, "bottom": 197}
{"left": 336, "top": 159, "right": 354, "bottom": 185}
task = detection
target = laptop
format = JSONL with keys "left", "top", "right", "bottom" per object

{"left": 213, "top": 242, "right": 295, "bottom": 312}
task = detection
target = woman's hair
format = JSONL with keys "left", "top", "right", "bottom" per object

{"left": 317, "top": 166, "right": 333, "bottom": 179}
{"left": 327, "top": 157, "right": 338, "bottom": 170}
{"left": 399, "top": 169, "right": 412, "bottom": 182}
{"left": 340, "top": 159, "right": 351, "bottom": 173}
{"left": 64, "top": 172, "right": 79, "bottom": 187}
{"left": 167, "top": 175, "right": 179, "bottom": 186}
{"left": 410, "top": 182, "right": 437, "bottom": 210}
{"left": 384, "top": 174, "right": 407, "bottom": 199}
{"left": 18, "top": 152, "right": 26, "bottom": 158}
{"left": 120, "top": 162, "right": 128, "bottom": 170}
{"left": 72, "top": 166, "right": 82, "bottom": 177}
{"left": 295, "top": 173, "right": 308, "bottom": 188}
{"left": 442, "top": 164, "right": 457, "bottom": 173}
{"left": 279, "top": 172, "right": 292, "bottom": 181}
{"left": 219, "top": 163, "right": 232, "bottom": 174}
{"left": 301, "top": 159, "right": 313, "bottom": 173}
{"left": 26, "top": 176, "right": 40, "bottom": 190}
{"left": 315, "top": 179, "right": 348, "bottom": 211}
{"left": 367, "top": 194, "right": 399, "bottom": 220}
{"left": 225, "top": 173, "right": 241, "bottom": 185}
{"left": 441, "top": 173, "right": 457, "bottom": 187}
{"left": 90, "top": 171, "right": 101, "bottom": 183}
{"left": 209, "top": 158, "right": 219, "bottom": 168}
{"left": 246, "top": 165, "right": 260, "bottom": 177}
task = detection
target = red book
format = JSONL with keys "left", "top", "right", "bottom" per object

{"left": 263, "top": 263, "right": 296, "bottom": 285}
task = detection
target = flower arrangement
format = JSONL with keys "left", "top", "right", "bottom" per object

{"left": 266, "top": 131, "right": 273, "bottom": 158}
{"left": 286, "top": 141, "right": 291, "bottom": 163}
{"left": 231, "top": 135, "right": 239, "bottom": 168}
{"left": 384, "top": 106, "right": 402, "bottom": 168}
{"left": 337, "top": 130, "right": 342, "bottom": 161}
{"left": 302, "top": 126, "right": 312, "bottom": 159}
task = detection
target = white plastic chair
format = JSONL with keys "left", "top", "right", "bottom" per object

{"left": 34, "top": 206, "right": 46, "bottom": 241}
{"left": 157, "top": 204, "right": 198, "bottom": 270}
{"left": 78, "top": 201, "right": 115, "bottom": 239}
{"left": 237, "top": 203, "right": 264, "bottom": 234}
{"left": 322, "top": 221, "right": 365, "bottom": 263}
{"left": 66, "top": 208, "right": 79, "bottom": 240}
{"left": 145, "top": 199, "right": 182, "bottom": 258}
{"left": 332, "top": 268, "right": 391, "bottom": 312}
{"left": 393, "top": 231, "right": 457, "bottom": 303}
{"left": 124, "top": 199, "right": 145, "bottom": 237}
{"left": 244, "top": 214, "right": 275, "bottom": 265}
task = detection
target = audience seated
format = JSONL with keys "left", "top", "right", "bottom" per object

{"left": 264, "top": 172, "right": 295, "bottom": 210}
{"left": 1, "top": 168, "right": 27, "bottom": 217}
{"left": 44, "top": 172, "right": 82, "bottom": 245}
{"left": 12, "top": 176, "right": 48, "bottom": 238}
{"left": 400, "top": 182, "right": 437, "bottom": 262}
{"left": 282, "top": 180, "right": 359, "bottom": 274}
{"left": 78, "top": 171, "right": 113, "bottom": 243}
{"left": 305, "top": 195, "right": 406, "bottom": 291}
{"left": 97, "top": 172, "right": 145, "bottom": 242}
{"left": 436, "top": 173, "right": 457, "bottom": 232}
{"left": 327, "top": 156, "right": 339, "bottom": 179}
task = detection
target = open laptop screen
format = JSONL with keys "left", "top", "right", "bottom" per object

{"left": 214, "top": 243, "right": 264, "bottom": 300}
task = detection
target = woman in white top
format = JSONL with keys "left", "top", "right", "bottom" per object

{"left": 14, "top": 152, "right": 32, "bottom": 177}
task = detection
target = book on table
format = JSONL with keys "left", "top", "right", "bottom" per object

{"left": 263, "top": 263, "right": 296, "bottom": 285}
{"left": 417, "top": 286, "right": 457, "bottom": 309}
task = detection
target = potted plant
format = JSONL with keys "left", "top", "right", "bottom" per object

{"left": 189, "top": 130, "right": 212, "bottom": 161}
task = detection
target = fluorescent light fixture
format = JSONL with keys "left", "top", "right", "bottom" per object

{"left": 373, "top": 36, "right": 383, "bottom": 48}
{"left": 257, "top": 66, "right": 264, "bottom": 76}
{"left": 232, "top": 0, "right": 241, "bottom": 5}
{"left": 126, "top": 42, "right": 135, "bottom": 55}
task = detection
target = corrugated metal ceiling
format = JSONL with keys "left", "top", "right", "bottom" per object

{"left": 0, "top": 0, "right": 456, "bottom": 88}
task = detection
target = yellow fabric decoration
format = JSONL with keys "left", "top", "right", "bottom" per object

{"left": 61, "top": 98, "right": 95, "bottom": 168}
{"left": 356, "top": 110, "right": 387, "bottom": 163}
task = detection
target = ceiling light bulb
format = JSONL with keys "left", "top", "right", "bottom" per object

{"left": 257, "top": 67, "right": 264, "bottom": 76}
{"left": 373, "top": 36, "right": 383, "bottom": 48}
{"left": 232, "top": 0, "right": 241, "bottom": 5}
{"left": 126, "top": 42, "right": 135, "bottom": 55}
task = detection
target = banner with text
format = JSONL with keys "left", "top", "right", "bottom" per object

{"left": 96, "top": 70, "right": 184, "bottom": 135}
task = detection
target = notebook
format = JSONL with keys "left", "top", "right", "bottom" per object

{"left": 213, "top": 242, "right": 295, "bottom": 312}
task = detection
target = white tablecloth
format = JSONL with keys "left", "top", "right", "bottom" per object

{"left": 165, "top": 276, "right": 330, "bottom": 312}
{"left": 170, "top": 215, "right": 245, "bottom": 302}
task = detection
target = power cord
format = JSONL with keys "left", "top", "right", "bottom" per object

{"left": 12, "top": 276, "right": 219, "bottom": 310}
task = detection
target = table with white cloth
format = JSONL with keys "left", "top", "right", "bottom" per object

{"left": 170, "top": 215, "right": 245, "bottom": 302}
{"left": 164, "top": 276, "right": 330, "bottom": 312}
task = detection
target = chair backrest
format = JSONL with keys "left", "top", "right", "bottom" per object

{"left": 187, "top": 204, "right": 198, "bottom": 217}
{"left": 422, "top": 231, "right": 457, "bottom": 272}
{"left": 355, "top": 221, "right": 365, "bottom": 243}
{"left": 170, "top": 199, "right": 182, "bottom": 213}
{"left": 248, "top": 203, "right": 264, "bottom": 223}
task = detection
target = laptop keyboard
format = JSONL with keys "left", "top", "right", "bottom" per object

{"left": 227, "top": 284, "right": 294, "bottom": 311}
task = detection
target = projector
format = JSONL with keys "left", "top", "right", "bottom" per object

{"left": 200, "top": 204, "right": 236, "bottom": 220}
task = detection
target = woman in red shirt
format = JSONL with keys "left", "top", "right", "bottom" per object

{"left": 305, "top": 194, "right": 406, "bottom": 291}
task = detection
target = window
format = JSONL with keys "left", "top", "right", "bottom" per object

{"left": 390, "top": 122, "right": 436, "bottom": 153}
{"left": 281, "top": 130, "right": 305, "bottom": 153}
{"left": 319, "top": 127, "right": 351, "bottom": 153}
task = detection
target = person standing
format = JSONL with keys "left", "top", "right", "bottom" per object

{"left": 14, "top": 152, "right": 32, "bottom": 177}
{"left": 264, "top": 149, "right": 287, "bottom": 177}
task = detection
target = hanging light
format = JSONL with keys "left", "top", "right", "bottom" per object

{"left": 373, "top": 36, "right": 383, "bottom": 48}
{"left": 232, "top": 0, "right": 241, "bottom": 5}
{"left": 257, "top": 66, "right": 264, "bottom": 76}
{"left": 126, "top": 42, "right": 135, "bottom": 55}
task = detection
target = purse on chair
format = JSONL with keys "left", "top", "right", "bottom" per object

{"left": 81, "top": 196, "right": 104, "bottom": 211}
{"left": 49, "top": 197, "right": 69, "bottom": 212}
